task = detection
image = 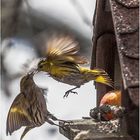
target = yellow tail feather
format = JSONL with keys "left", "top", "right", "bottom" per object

{"left": 81, "top": 68, "right": 114, "bottom": 87}
{"left": 95, "top": 75, "right": 114, "bottom": 87}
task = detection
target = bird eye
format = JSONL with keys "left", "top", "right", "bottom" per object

{"left": 39, "top": 64, "right": 43, "bottom": 68}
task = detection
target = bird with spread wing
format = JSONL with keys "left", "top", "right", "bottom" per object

{"left": 6, "top": 72, "right": 65, "bottom": 140}
{"left": 37, "top": 36, "right": 114, "bottom": 97}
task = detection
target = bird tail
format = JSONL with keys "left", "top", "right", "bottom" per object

{"left": 92, "top": 69, "right": 114, "bottom": 87}
{"left": 82, "top": 68, "right": 114, "bottom": 87}
{"left": 20, "top": 126, "right": 34, "bottom": 140}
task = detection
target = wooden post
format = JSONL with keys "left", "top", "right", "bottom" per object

{"left": 91, "top": 0, "right": 116, "bottom": 106}
{"left": 95, "top": 33, "right": 116, "bottom": 105}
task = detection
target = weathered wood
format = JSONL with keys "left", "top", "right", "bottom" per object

{"left": 114, "top": 49, "right": 122, "bottom": 89}
{"left": 59, "top": 119, "right": 133, "bottom": 140}
{"left": 91, "top": 0, "right": 116, "bottom": 106}
{"left": 91, "top": 1, "right": 139, "bottom": 139}
{"left": 91, "top": 0, "right": 114, "bottom": 70}
{"left": 59, "top": 0, "right": 139, "bottom": 139}
{"left": 95, "top": 34, "right": 116, "bottom": 106}
{"left": 109, "top": 0, "right": 139, "bottom": 139}
{"left": 122, "top": 88, "right": 139, "bottom": 140}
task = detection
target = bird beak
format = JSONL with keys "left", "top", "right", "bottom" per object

{"left": 28, "top": 69, "right": 38, "bottom": 76}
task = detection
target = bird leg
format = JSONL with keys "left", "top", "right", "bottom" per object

{"left": 46, "top": 119, "right": 66, "bottom": 130}
{"left": 63, "top": 86, "right": 80, "bottom": 98}
{"left": 48, "top": 112, "right": 73, "bottom": 124}
{"left": 47, "top": 112, "right": 58, "bottom": 121}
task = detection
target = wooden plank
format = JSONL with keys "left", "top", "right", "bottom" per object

{"left": 122, "top": 88, "right": 139, "bottom": 140}
{"left": 95, "top": 33, "right": 116, "bottom": 105}
{"left": 59, "top": 119, "right": 134, "bottom": 140}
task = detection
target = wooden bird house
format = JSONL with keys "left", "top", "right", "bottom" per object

{"left": 59, "top": 0, "right": 139, "bottom": 140}
{"left": 91, "top": 0, "right": 139, "bottom": 140}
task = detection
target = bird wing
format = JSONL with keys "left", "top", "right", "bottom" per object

{"left": 46, "top": 36, "right": 88, "bottom": 65}
{"left": 6, "top": 93, "right": 32, "bottom": 135}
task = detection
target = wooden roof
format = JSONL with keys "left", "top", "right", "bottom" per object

{"left": 91, "top": 0, "right": 139, "bottom": 106}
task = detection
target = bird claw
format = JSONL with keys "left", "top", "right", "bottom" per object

{"left": 72, "top": 91, "right": 78, "bottom": 94}
{"left": 62, "top": 121, "right": 74, "bottom": 128}
{"left": 59, "top": 120, "right": 74, "bottom": 131}
{"left": 63, "top": 92, "right": 69, "bottom": 98}
{"left": 58, "top": 124, "right": 67, "bottom": 131}
{"left": 64, "top": 120, "right": 73, "bottom": 125}
{"left": 57, "top": 119, "right": 73, "bottom": 125}
{"left": 63, "top": 90, "right": 78, "bottom": 98}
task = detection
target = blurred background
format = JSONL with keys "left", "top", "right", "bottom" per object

{"left": 1, "top": 0, "right": 96, "bottom": 140}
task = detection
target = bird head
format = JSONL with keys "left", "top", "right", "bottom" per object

{"left": 37, "top": 58, "right": 50, "bottom": 72}
{"left": 20, "top": 72, "right": 35, "bottom": 91}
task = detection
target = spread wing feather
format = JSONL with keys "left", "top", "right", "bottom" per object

{"left": 6, "top": 93, "right": 31, "bottom": 135}
{"left": 20, "top": 126, "right": 34, "bottom": 140}
{"left": 46, "top": 36, "right": 88, "bottom": 65}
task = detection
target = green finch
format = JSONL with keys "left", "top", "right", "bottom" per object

{"left": 37, "top": 36, "right": 113, "bottom": 97}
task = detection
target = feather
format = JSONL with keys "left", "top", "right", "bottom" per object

{"left": 6, "top": 93, "right": 31, "bottom": 135}
{"left": 46, "top": 36, "right": 88, "bottom": 65}
{"left": 20, "top": 126, "right": 34, "bottom": 140}
{"left": 80, "top": 68, "right": 114, "bottom": 88}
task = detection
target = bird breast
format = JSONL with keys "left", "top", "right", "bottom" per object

{"left": 51, "top": 73, "right": 87, "bottom": 86}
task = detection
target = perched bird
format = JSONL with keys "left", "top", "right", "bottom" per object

{"left": 100, "top": 90, "right": 121, "bottom": 106}
{"left": 6, "top": 72, "right": 65, "bottom": 140}
{"left": 90, "top": 90, "right": 122, "bottom": 121}
{"left": 37, "top": 36, "right": 113, "bottom": 97}
{"left": 90, "top": 104, "right": 125, "bottom": 121}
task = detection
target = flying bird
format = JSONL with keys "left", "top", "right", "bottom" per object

{"left": 37, "top": 36, "right": 114, "bottom": 97}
